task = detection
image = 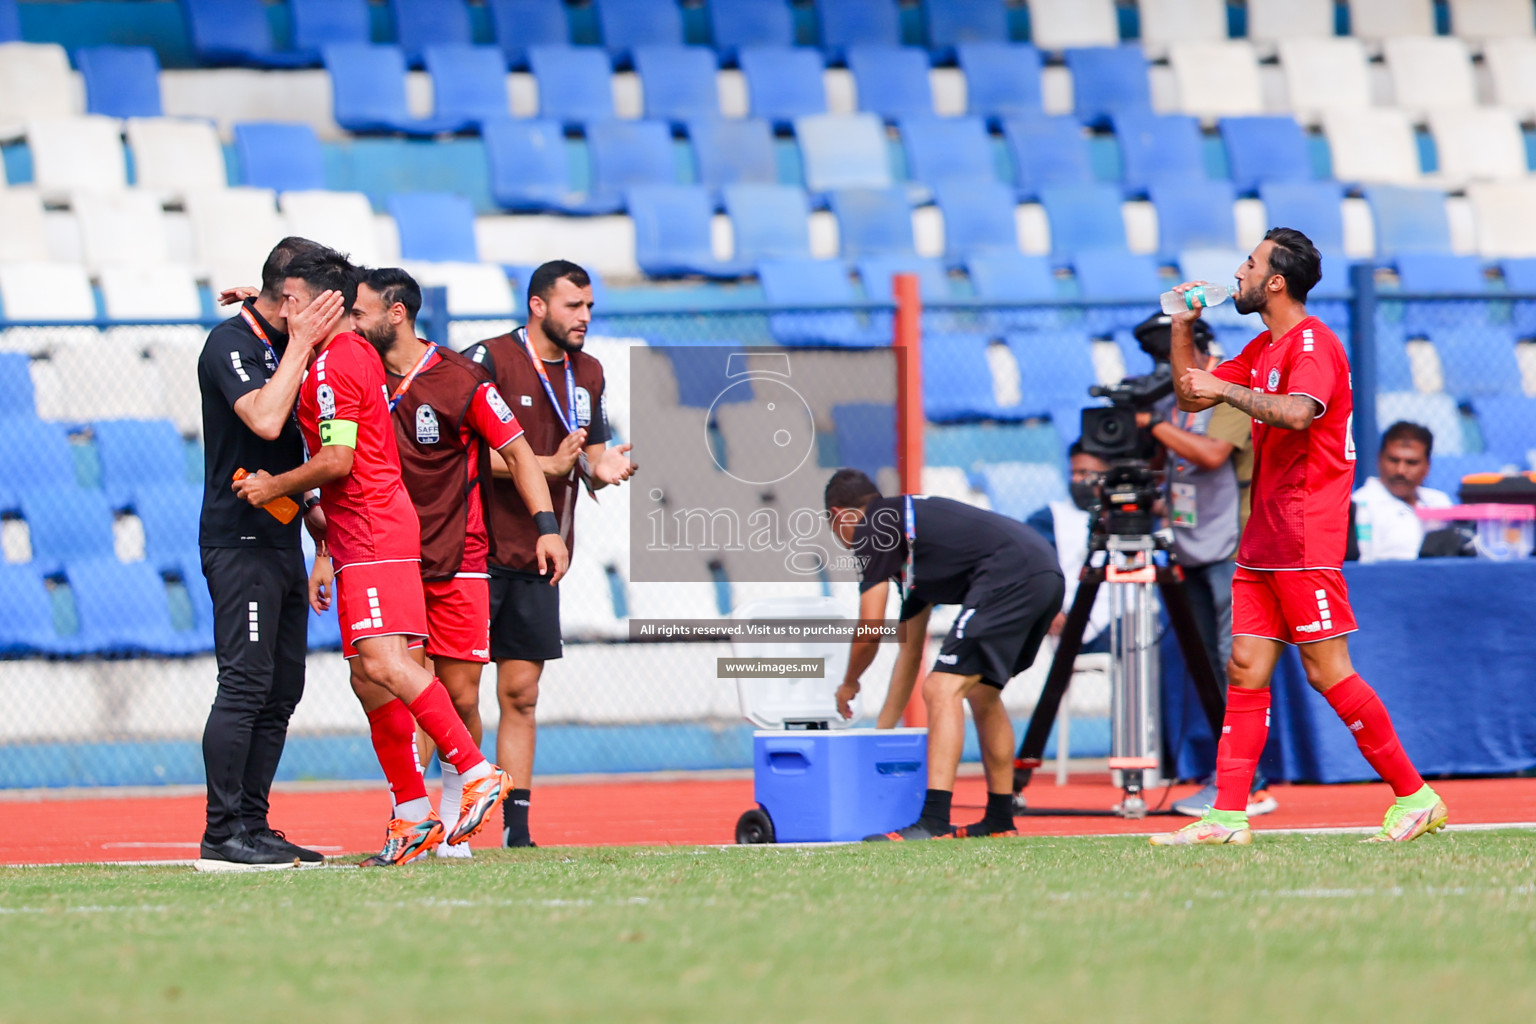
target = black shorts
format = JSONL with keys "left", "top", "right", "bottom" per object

{"left": 932, "top": 569, "right": 1064, "bottom": 689}
{"left": 488, "top": 571, "right": 563, "bottom": 662}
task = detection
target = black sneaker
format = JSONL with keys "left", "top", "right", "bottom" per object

{"left": 503, "top": 827, "right": 538, "bottom": 849}
{"left": 195, "top": 831, "right": 298, "bottom": 872}
{"left": 952, "top": 819, "right": 1019, "bottom": 838}
{"left": 250, "top": 828, "right": 325, "bottom": 865}
{"left": 863, "top": 821, "right": 956, "bottom": 842}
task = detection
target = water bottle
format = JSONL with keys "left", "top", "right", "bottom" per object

{"left": 1160, "top": 283, "right": 1230, "bottom": 315}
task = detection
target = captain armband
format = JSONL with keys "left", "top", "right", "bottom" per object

{"left": 318, "top": 419, "right": 359, "bottom": 449}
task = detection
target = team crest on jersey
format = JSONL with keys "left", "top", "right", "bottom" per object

{"left": 486, "top": 388, "right": 516, "bottom": 424}
{"left": 520, "top": 395, "right": 532, "bottom": 406}
{"left": 1267, "top": 368, "right": 1280, "bottom": 392}
{"left": 317, "top": 383, "right": 336, "bottom": 420}
{"left": 573, "top": 386, "right": 592, "bottom": 427}
{"left": 416, "top": 404, "right": 440, "bottom": 444}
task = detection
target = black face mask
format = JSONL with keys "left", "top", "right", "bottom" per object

{"left": 1070, "top": 479, "right": 1099, "bottom": 512}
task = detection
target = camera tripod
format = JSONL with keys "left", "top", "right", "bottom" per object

{"left": 1011, "top": 531, "right": 1227, "bottom": 819}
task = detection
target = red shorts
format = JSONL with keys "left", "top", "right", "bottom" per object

{"left": 422, "top": 576, "right": 491, "bottom": 663}
{"left": 336, "top": 559, "right": 429, "bottom": 659}
{"left": 1232, "top": 566, "right": 1358, "bottom": 645}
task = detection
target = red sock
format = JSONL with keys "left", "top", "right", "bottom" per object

{"left": 366, "top": 699, "right": 427, "bottom": 805}
{"left": 407, "top": 678, "right": 487, "bottom": 774}
{"left": 1214, "top": 686, "right": 1271, "bottom": 812}
{"left": 1323, "top": 673, "right": 1424, "bottom": 798}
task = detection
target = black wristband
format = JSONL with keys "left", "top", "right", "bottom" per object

{"left": 534, "top": 511, "right": 559, "bottom": 536}
{"left": 302, "top": 495, "right": 321, "bottom": 513}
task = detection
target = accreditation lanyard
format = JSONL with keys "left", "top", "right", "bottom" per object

{"left": 901, "top": 495, "right": 917, "bottom": 601}
{"left": 519, "top": 329, "right": 577, "bottom": 434}
{"left": 239, "top": 305, "right": 278, "bottom": 369}
{"left": 388, "top": 343, "right": 439, "bottom": 411}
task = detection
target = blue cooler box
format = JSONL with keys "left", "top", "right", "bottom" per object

{"left": 752, "top": 728, "right": 928, "bottom": 842}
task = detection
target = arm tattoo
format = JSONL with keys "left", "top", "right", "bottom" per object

{"left": 1217, "top": 382, "right": 1319, "bottom": 430}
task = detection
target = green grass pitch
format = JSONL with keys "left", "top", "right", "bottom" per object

{"left": 2, "top": 831, "right": 1534, "bottom": 1024}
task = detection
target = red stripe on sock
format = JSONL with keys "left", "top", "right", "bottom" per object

{"left": 1323, "top": 673, "right": 1425, "bottom": 798}
{"left": 1214, "top": 686, "right": 1271, "bottom": 812}
{"left": 407, "top": 678, "right": 487, "bottom": 774}
{"left": 366, "top": 699, "right": 427, "bottom": 805}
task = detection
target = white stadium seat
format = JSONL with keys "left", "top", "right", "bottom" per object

{"left": 1277, "top": 38, "right": 1373, "bottom": 125}
{"left": 1247, "top": 0, "right": 1336, "bottom": 55}
{"left": 1322, "top": 108, "right": 1422, "bottom": 185}
{"left": 148, "top": 335, "right": 206, "bottom": 437}
{"left": 1027, "top": 0, "right": 1119, "bottom": 50}
{"left": 159, "top": 69, "right": 342, "bottom": 141}
{"left": 921, "top": 466, "right": 991, "bottom": 509}
{"left": 1348, "top": 0, "right": 1436, "bottom": 47}
{"left": 1168, "top": 41, "right": 1264, "bottom": 120}
{"left": 0, "top": 262, "right": 95, "bottom": 321}
{"left": 26, "top": 116, "right": 127, "bottom": 198}
{"left": 1427, "top": 108, "right": 1529, "bottom": 185}
{"left": 280, "top": 190, "right": 383, "bottom": 266}
{"left": 400, "top": 261, "right": 517, "bottom": 348}
{"left": 126, "top": 117, "right": 229, "bottom": 201}
{"left": 34, "top": 338, "right": 168, "bottom": 422}
{"left": 184, "top": 187, "right": 284, "bottom": 291}
{"left": 558, "top": 557, "right": 626, "bottom": 639}
{"left": 1377, "top": 392, "right": 1465, "bottom": 455}
{"left": 72, "top": 191, "right": 171, "bottom": 270}
{"left": 0, "top": 44, "right": 75, "bottom": 136}
{"left": 1447, "top": 0, "right": 1535, "bottom": 49}
{"left": 0, "top": 190, "right": 50, "bottom": 262}
{"left": 1482, "top": 39, "right": 1536, "bottom": 120}
{"left": 794, "top": 113, "right": 894, "bottom": 193}
{"left": 1383, "top": 37, "right": 1478, "bottom": 114}
{"left": 1467, "top": 180, "right": 1536, "bottom": 257}
{"left": 99, "top": 265, "right": 204, "bottom": 320}
{"left": 624, "top": 580, "right": 723, "bottom": 622}
{"left": 1137, "top": 0, "right": 1229, "bottom": 61}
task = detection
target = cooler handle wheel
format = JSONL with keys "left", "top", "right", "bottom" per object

{"left": 735, "top": 807, "right": 776, "bottom": 844}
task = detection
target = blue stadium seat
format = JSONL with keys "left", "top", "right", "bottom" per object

{"left": 818, "top": 0, "right": 900, "bottom": 59}
{"left": 711, "top": 0, "right": 796, "bottom": 58}
{"left": 1378, "top": 391, "right": 1465, "bottom": 457}
{"left": 182, "top": 0, "right": 315, "bottom": 67}
{"left": 1007, "top": 331, "right": 1098, "bottom": 415}
{"left": 1073, "top": 250, "right": 1163, "bottom": 300}
{"left": 689, "top": 118, "right": 779, "bottom": 192}
{"left": 0, "top": 0, "right": 18, "bottom": 42}
{"left": 724, "top": 184, "right": 813, "bottom": 262}
{"left": 485, "top": 119, "right": 612, "bottom": 213}
{"left": 1438, "top": 327, "right": 1523, "bottom": 398}
{"left": 974, "top": 461, "right": 1069, "bottom": 520}
{"left": 832, "top": 403, "right": 897, "bottom": 479}
{"left": 94, "top": 419, "right": 188, "bottom": 507}
{"left": 19, "top": 487, "right": 116, "bottom": 573}
{"left": 856, "top": 255, "right": 950, "bottom": 302}
{"left": 1219, "top": 116, "right": 1312, "bottom": 195}
{"left": 1364, "top": 186, "right": 1452, "bottom": 258}
{"left": 178, "top": 551, "right": 215, "bottom": 638}
{"left": 925, "top": 0, "right": 1008, "bottom": 52}
{"left": 1473, "top": 396, "right": 1536, "bottom": 463}
{"left": 75, "top": 47, "right": 162, "bottom": 119}
{"left": 392, "top": 0, "right": 473, "bottom": 67}
{"left": 388, "top": 192, "right": 479, "bottom": 262}
{"left": 0, "top": 352, "right": 36, "bottom": 418}
{"left": 324, "top": 44, "right": 472, "bottom": 134}
{"left": 1150, "top": 180, "right": 1238, "bottom": 260}
{"left": 740, "top": 47, "right": 827, "bottom": 124}
{"left": 934, "top": 179, "right": 1019, "bottom": 263}
{"left": 68, "top": 557, "right": 198, "bottom": 655}
{"left": 1259, "top": 182, "right": 1346, "bottom": 253}
{"left": 134, "top": 483, "right": 203, "bottom": 571}
{"left": 956, "top": 42, "right": 1042, "bottom": 122}
{"left": 1371, "top": 324, "right": 1417, "bottom": 393}
{"left": 1064, "top": 47, "right": 1152, "bottom": 127}
{"left": 235, "top": 122, "right": 326, "bottom": 192}
{"left": 291, "top": 0, "right": 370, "bottom": 59}
{"left": 627, "top": 185, "right": 750, "bottom": 278}
{"left": 529, "top": 45, "right": 616, "bottom": 124}
{"left": 965, "top": 253, "right": 1056, "bottom": 302}
{"left": 1502, "top": 258, "right": 1536, "bottom": 336}
{"left": 1002, "top": 115, "right": 1094, "bottom": 199}
{"left": 636, "top": 46, "right": 721, "bottom": 123}
{"left": 847, "top": 45, "right": 934, "bottom": 120}
{"left": 488, "top": 0, "right": 569, "bottom": 67}
{"left": 829, "top": 187, "right": 915, "bottom": 258}
{"left": 595, "top": 0, "right": 684, "bottom": 59}
{"left": 1038, "top": 183, "right": 1127, "bottom": 262}
{"left": 661, "top": 348, "right": 751, "bottom": 408}
{"left": 0, "top": 565, "right": 65, "bottom": 655}
{"left": 588, "top": 119, "right": 679, "bottom": 205}
{"left": 425, "top": 45, "right": 512, "bottom": 126}
{"left": 1113, "top": 112, "right": 1203, "bottom": 193}
{"left": 756, "top": 259, "right": 889, "bottom": 346}
{"left": 927, "top": 422, "right": 1063, "bottom": 466}
{"left": 1395, "top": 252, "right": 1485, "bottom": 293}
{"left": 1424, "top": 453, "right": 1512, "bottom": 498}
{"left": 899, "top": 115, "right": 995, "bottom": 188}
{"left": 0, "top": 421, "right": 76, "bottom": 512}
{"left": 923, "top": 334, "right": 1012, "bottom": 422}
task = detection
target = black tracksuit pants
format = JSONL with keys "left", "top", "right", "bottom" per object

{"left": 199, "top": 547, "right": 309, "bottom": 842}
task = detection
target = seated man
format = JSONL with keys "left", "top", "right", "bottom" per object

{"left": 1352, "top": 421, "right": 1452, "bottom": 562}
{"left": 1025, "top": 441, "right": 1110, "bottom": 654}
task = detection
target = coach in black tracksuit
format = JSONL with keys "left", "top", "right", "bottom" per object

{"left": 194, "top": 238, "right": 340, "bottom": 869}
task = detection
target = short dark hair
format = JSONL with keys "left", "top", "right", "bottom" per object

{"left": 282, "top": 247, "right": 360, "bottom": 308}
{"left": 259, "top": 236, "right": 327, "bottom": 299}
{"left": 824, "top": 468, "right": 880, "bottom": 511}
{"left": 1382, "top": 420, "right": 1434, "bottom": 458}
{"left": 526, "top": 260, "right": 592, "bottom": 312}
{"left": 1262, "top": 227, "right": 1323, "bottom": 303}
{"left": 362, "top": 267, "right": 422, "bottom": 324}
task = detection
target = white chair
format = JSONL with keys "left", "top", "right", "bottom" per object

{"left": 1027, "top": 0, "right": 1120, "bottom": 50}
{"left": 72, "top": 191, "right": 171, "bottom": 269}
{"left": 1377, "top": 392, "right": 1465, "bottom": 455}
{"left": 1468, "top": 180, "right": 1536, "bottom": 257}
{"left": 279, "top": 190, "right": 382, "bottom": 266}
{"left": 1322, "top": 109, "right": 1422, "bottom": 185}
{"left": 624, "top": 579, "right": 724, "bottom": 621}
{"left": 1483, "top": 39, "right": 1536, "bottom": 120}
{"left": 400, "top": 261, "right": 515, "bottom": 317}
{"left": 147, "top": 334, "right": 206, "bottom": 436}
{"left": 25, "top": 116, "right": 127, "bottom": 198}
{"left": 0, "top": 262, "right": 96, "bottom": 321}
{"left": 1246, "top": 0, "right": 1336, "bottom": 56}
{"left": 1383, "top": 37, "right": 1478, "bottom": 114}
{"left": 35, "top": 338, "right": 168, "bottom": 422}
{"left": 126, "top": 117, "right": 229, "bottom": 202}
{"left": 99, "top": 265, "right": 204, "bottom": 320}
{"left": 159, "top": 69, "right": 343, "bottom": 141}
{"left": 0, "top": 44, "right": 74, "bottom": 136}
{"left": 921, "top": 465, "right": 991, "bottom": 509}
{"left": 1277, "top": 38, "right": 1373, "bottom": 125}
{"left": 0, "top": 189, "right": 50, "bottom": 262}
{"left": 1168, "top": 41, "right": 1264, "bottom": 120}
{"left": 1428, "top": 108, "right": 1529, "bottom": 185}
{"left": 1348, "top": 0, "right": 1436, "bottom": 47}
{"left": 794, "top": 112, "right": 894, "bottom": 194}
{"left": 1446, "top": 0, "right": 1534, "bottom": 49}
{"left": 184, "top": 187, "right": 284, "bottom": 291}
{"left": 1138, "top": 0, "right": 1230, "bottom": 60}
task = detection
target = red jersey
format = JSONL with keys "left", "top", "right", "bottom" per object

{"left": 296, "top": 331, "right": 420, "bottom": 570}
{"left": 1212, "top": 315, "right": 1356, "bottom": 570}
{"left": 386, "top": 344, "right": 524, "bottom": 579}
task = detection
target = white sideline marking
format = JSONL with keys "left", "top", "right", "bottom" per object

{"left": 0, "top": 904, "right": 170, "bottom": 915}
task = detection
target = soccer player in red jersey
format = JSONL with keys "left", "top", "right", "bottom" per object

{"left": 342, "top": 267, "right": 568, "bottom": 857}
{"left": 1152, "top": 228, "right": 1447, "bottom": 846}
{"left": 233, "top": 249, "right": 515, "bottom": 865}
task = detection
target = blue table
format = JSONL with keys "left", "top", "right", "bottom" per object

{"left": 1160, "top": 559, "right": 1536, "bottom": 783}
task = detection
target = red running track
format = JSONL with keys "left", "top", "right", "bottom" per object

{"left": 2, "top": 774, "right": 1533, "bottom": 864}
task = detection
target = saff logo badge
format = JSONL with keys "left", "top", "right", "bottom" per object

{"left": 317, "top": 383, "right": 336, "bottom": 420}
{"left": 1267, "top": 368, "right": 1281, "bottom": 392}
{"left": 416, "top": 404, "right": 440, "bottom": 444}
{"left": 573, "top": 386, "right": 592, "bottom": 427}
